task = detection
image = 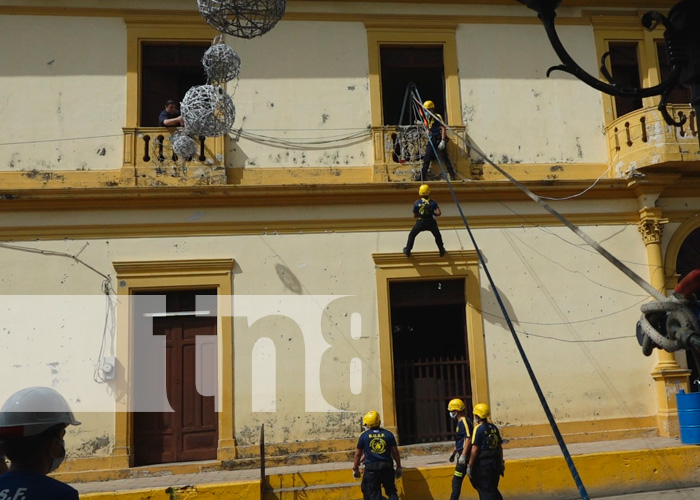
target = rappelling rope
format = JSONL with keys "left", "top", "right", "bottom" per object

{"left": 411, "top": 93, "right": 598, "bottom": 498}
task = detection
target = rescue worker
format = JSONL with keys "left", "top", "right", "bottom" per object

{"left": 0, "top": 386, "right": 81, "bottom": 499}
{"left": 403, "top": 184, "right": 446, "bottom": 257}
{"left": 418, "top": 100, "right": 456, "bottom": 181}
{"left": 353, "top": 410, "right": 402, "bottom": 500}
{"left": 447, "top": 398, "right": 473, "bottom": 500}
{"left": 467, "top": 403, "right": 505, "bottom": 500}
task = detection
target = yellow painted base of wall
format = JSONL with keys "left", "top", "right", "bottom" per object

{"left": 79, "top": 444, "right": 700, "bottom": 500}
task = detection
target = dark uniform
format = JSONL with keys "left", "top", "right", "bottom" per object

{"left": 421, "top": 113, "right": 455, "bottom": 181}
{"left": 470, "top": 421, "right": 504, "bottom": 500}
{"left": 356, "top": 427, "right": 399, "bottom": 500}
{"left": 449, "top": 416, "right": 472, "bottom": 500}
{"left": 404, "top": 197, "right": 445, "bottom": 256}
{"left": 0, "top": 470, "right": 79, "bottom": 499}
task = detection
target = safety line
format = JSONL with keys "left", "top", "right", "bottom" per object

{"left": 416, "top": 97, "right": 665, "bottom": 302}
{"left": 412, "top": 93, "right": 590, "bottom": 500}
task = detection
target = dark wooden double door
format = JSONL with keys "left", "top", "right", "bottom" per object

{"left": 133, "top": 291, "right": 218, "bottom": 466}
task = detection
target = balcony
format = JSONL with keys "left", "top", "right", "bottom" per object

{"left": 122, "top": 128, "right": 226, "bottom": 186}
{"left": 371, "top": 124, "right": 474, "bottom": 182}
{"left": 606, "top": 104, "right": 700, "bottom": 176}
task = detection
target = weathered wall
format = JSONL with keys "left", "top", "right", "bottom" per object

{"left": 227, "top": 20, "right": 373, "bottom": 169}
{"left": 457, "top": 23, "right": 607, "bottom": 166}
{"left": 0, "top": 15, "right": 126, "bottom": 173}
{"left": 0, "top": 207, "right": 661, "bottom": 453}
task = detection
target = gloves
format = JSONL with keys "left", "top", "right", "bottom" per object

{"left": 438, "top": 140, "right": 446, "bottom": 150}
{"left": 449, "top": 451, "right": 456, "bottom": 463}
{"left": 395, "top": 466, "right": 402, "bottom": 479}
{"left": 466, "top": 465, "right": 472, "bottom": 478}
{"left": 457, "top": 454, "right": 467, "bottom": 466}
{"left": 500, "top": 461, "right": 506, "bottom": 477}
{"left": 353, "top": 468, "right": 361, "bottom": 479}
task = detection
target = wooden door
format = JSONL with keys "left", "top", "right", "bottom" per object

{"left": 134, "top": 311, "right": 218, "bottom": 465}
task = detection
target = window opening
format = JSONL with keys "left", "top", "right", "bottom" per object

{"left": 656, "top": 41, "right": 692, "bottom": 105}
{"left": 380, "top": 46, "right": 445, "bottom": 126}
{"left": 140, "top": 43, "right": 209, "bottom": 127}
{"left": 608, "top": 42, "right": 643, "bottom": 118}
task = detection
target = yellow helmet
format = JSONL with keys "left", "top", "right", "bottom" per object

{"left": 418, "top": 184, "right": 431, "bottom": 197}
{"left": 423, "top": 100, "right": 435, "bottom": 110}
{"left": 363, "top": 410, "right": 381, "bottom": 428}
{"left": 447, "top": 398, "right": 465, "bottom": 412}
{"left": 473, "top": 403, "right": 490, "bottom": 419}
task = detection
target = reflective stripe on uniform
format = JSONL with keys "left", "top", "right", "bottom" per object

{"left": 454, "top": 471, "right": 464, "bottom": 478}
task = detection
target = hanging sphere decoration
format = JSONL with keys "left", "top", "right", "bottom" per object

{"left": 395, "top": 126, "right": 425, "bottom": 164}
{"left": 197, "top": 0, "right": 286, "bottom": 39}
{"left": 202, "top": 42, "right": 242, "bottom": 84}
{"left": 172, "top": 132, "right": 198, "bottom": 159}
{"left": 181, "top": 85, "right": 236, "bottom": 137}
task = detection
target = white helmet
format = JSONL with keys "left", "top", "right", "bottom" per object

{"left": 0, "top": 387, "right": 80, "bottom": 437}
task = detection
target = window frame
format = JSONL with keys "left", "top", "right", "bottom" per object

{"left": 125, "top": 15, "right": 218, "bottom": 128}
{"left": 365, "top": 21, "right": 463, "bottom": 129}
{"left": 592, "top": 17, "right": 665, "bottom": 124}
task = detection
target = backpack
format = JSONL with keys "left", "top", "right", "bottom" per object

{"left": 417, "top": 199, "right": 434, "bottom": 219}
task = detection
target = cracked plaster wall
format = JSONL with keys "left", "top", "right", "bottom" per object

{"left": 0, "top": 15, "right": 125, "bottom": 172}
{"left": 225, "top": 21, "right": 373, "bottom": 169}
{"left": 456, "top": 23, "right": 607, "bottom": 166}
{"left": 0, "top": 217, "right": 662, "bottom": 451}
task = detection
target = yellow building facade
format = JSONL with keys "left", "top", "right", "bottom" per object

{"left": 1, "top": 0, "right": 699, "bottom": 478}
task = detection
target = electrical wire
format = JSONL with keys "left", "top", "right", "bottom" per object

{"left": 236, "top": 128, "right": 371, "bottom": 150}
{"left": 0, "top": 241, "right": 117, "bottom": 384}
{"left": 538, "top": 165, "right": 612, "bottom": 201}
{"left": 0, "top": 134, "right": 123, "bottom": 147}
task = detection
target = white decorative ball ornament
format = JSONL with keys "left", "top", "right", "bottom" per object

{"left": 202, "top": 43, "right": 242, "bottom": 84}
{"left": 197, "top": 0, "right": 286, "bottom": 39}
{"left": 181, "top": 85, "right": 236, "bottom": 137}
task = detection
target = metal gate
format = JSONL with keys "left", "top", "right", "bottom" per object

{"left": 395, "top": 354, "right": 472, "bottom": 444}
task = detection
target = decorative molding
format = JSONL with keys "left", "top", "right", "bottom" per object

{"left": 0, "top": 212, "right": 645, "bottom": 242}
{"left": 638, "top": 208, "right": 669, "bottom": 245}
{"left": 113, "top": 258, "right": 235, "bottom": 277}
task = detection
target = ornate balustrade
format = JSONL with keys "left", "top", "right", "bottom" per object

{"left": 122, "top": 128, "right": 226, "bottom": 186}
{"left": 371, "top": 124, "right": 473, "bottom": 182}
{"left": 606, "top": 104, "right": 700, "bottom": 175}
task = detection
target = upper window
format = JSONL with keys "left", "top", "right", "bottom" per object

{"left": 608, "top": 42, "right": 643, "bottom": 118}
{"left": 655, "top": 40, "right": 692, "bottom": 106}
{"left": 124, "top": 16, "right": 217, "bottom": 128}
{"left": 594, "top": 20, "right": 692, "bottom": 124}
{"left": 380, "top": 46, "right": 446, "bottom": 126}
{"left": 365, "top": 23, "right": 462, "bottom": 130}
{"left": 140, "top": 43, "right": 208, "bottom": 127}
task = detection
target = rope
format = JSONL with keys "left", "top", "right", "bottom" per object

{"left": 411, "top": 91, "right": 590, "bottom": 500}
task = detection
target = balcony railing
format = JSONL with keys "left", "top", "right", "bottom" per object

{"left": 606, "top": 104, "right": 700, "bottom": 174}
{"left": 122, "top": 127, "right": 226, "bottom": 186}
{"left": 371, "top": 125, "right": 474, "bottom": 181}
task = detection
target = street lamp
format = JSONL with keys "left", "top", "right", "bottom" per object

{"left": 517, "top": 0, "right": 700, "bottom": 147}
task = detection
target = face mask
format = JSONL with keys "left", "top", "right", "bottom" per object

{"left": 49, "top": 438, "right": 66, "bottom": 473}
{"left": 449, "top": 411, "right": 457, "bottom": 419}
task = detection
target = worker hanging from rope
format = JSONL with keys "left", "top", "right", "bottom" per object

{"left": 416, "top": 100, "right": 456, "bottom": 182}
{"left": 403, "top": 183, "right": 446, "bottom": 257}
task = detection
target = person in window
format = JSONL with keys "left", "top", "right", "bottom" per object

{"left": 418, "top": 100, "right": 456, "bottom": 181}
{"left": 158, "top": 100, "right": 185, "bottom": 127}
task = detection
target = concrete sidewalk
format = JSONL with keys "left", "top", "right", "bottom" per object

{"left": 68, "top": 436, "right": 700, "bottom": 499}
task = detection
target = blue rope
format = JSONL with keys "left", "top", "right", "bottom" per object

{"left": 413, "top": 94, "right": 590, "bottom": 500}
